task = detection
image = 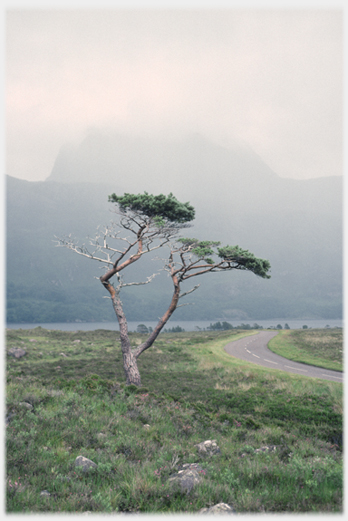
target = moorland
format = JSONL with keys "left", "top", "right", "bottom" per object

{"left": 6, "top": 327, "right": 343, "bottom": 513}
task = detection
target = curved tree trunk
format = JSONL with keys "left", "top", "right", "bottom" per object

{"left": 134, "top": 277, "right": 181, "bottom": 359}
{"left": 101, "top": 273, "right": 181, "bottom": 386}
{"left": 102, "top": 280, "right": 142, "bottom": 386}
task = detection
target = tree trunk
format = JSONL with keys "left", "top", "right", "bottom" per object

{"left": 102, "top": 281, "right": 142, "bottom": 386}
{"left": 134, "top": 277, "right": 181, "bottom": 359}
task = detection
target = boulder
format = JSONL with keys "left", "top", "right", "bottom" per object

{"left": 254, "top": 445, "right": 277, "bottom": 454}
{"left": 195, "top": 439, "right": 221, "bottom": 455}
{"left": 8, "top": 348, "right": 26, "bottom": 359}
{"left": 75, "top": 456, "right": 97, "bottom": 472}
{"left": 199, "top": 503, "right": 236, "bottom": 514}
{"left": 168, "top": 463, "right": 205, "bottom": 493}
{"left": 19, "top": 402, "right": 33, "bottom": 410}
{"left": 241, "top": 445, "right": 277, "bottom": 457}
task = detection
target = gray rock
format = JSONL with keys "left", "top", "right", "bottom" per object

{"left": 168, "top": 463, "right": 205, "bottom": 493}
{"left": 195, "top": 439, "right": 221, "bottom": 455}
{"left": 254, "top": 445, "right": 277, "bottom": 454}
{"left": 19, "top": 402, "right": 33, "bottom": 410}
{"left": 8, "top": 348, "right": 27, "bottom": 359}
{"left": 241, "top": 445, "right": 277, "bottom": 458}
{"left": 40, "top": 490, "right": 51, "bottom": 497}
{"left": 6, "top": 412, "right": 16, "bottom": 426}
{"left": 47, "top": 390, "right": 64, "bottom": 397}
{"left": 75, "top": 455, "right": 97, "bottom": 472}
{"left": 199, "top": 503, "right": 236, "bottom": 514}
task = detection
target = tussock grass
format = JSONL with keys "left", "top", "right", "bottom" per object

{"left": 6, "top": 327, "right": 343, "bottom": 513}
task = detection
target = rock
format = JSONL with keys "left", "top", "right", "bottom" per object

{"left": 195, "top": 439, "right": 221, "bottom": 455}
{"left": 97, "top": 433, "right": 107, "bottom": 440}
{"left": 254, "top": 445, "right": 277, "bottom": 454}
{"left": 241, "top": 445, "right": 277, "bottom": 458}
{"left": 60, "top": 353, "right": 68, "bottom": 357}
{"left": 8, "top": 348, "right": 26, "bottom": 359}
{"left": 168, "top": 463, "right": 205, "bottom": 493}
{"left": 143, "top": 424, "right": 150, "bottom": 429}
{"left": 40, "top": 490, "right": 51, "bottom": 497}
{"left": 19, "top": 402, "right": 33, "bottom": 410}
{"left": 6, "top": 412, "right": 16, "bottom": 426}
{"left": 75, "top": 456, "right": 97, "bottom": 472}
{"left": 73, "top": 340, "right": 81, "bottom": 343}
{"left": 47, "top": 390, "right": 64, "bottom": 397}
{"left": 199, "top": 503, "right": 236, "bottom": 514}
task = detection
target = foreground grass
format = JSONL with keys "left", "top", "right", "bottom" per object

{"left": 268, "top": 329, "right": 343, "bottom": 372}
{"left": 6, "top": 327, "right": 343, "bottom": 513}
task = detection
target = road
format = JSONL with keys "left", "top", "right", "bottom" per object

{"left": 224, "top": 331, "right": 343, "bottom": 383}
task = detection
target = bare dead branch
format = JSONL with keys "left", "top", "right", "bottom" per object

{"left": 179, "top": 284, "right": 200, "bottom": 299}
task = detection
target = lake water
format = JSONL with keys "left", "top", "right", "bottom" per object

{"left": 6, "top": 318, "right": 343, "bottom": 332}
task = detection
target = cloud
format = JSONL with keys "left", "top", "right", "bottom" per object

{"left": 6, "top": 9, "right": 342, "bottom": 181}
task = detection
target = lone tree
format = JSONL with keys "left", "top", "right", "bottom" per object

{"left": 57, "top": 192, "right": 271, "bottom": 386}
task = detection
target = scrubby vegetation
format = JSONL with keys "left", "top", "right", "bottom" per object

{"left": 6, "top": 328, "right": 342, "bottom": 513}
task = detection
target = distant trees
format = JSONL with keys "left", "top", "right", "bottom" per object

{"left": 58, "top": 192, "right": 271, "bottom": 387}
{"left": 136, "top": 324, "right": 151, "bottom": 334}
{"left": 207, "top": 321, "right": 264, "bottom": 331}
{"left": 208, "top": 321, "right": 234, "bottom": 331}
{"left": 164, "top": 326, "right": 185, "bottom": 333}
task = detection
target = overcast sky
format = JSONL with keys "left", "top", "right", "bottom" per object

{"left": 6, "top": 5, "right": 343, "bottom": 182}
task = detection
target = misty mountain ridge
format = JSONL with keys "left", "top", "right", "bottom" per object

{"left": 47, "top": 131, "right": 278, "bottom": 195}
{"left": 47, "top": 130, "right": 341, "bottom": 217}
{"left": 6, "top": 131, "right": 342, "bottom": 323}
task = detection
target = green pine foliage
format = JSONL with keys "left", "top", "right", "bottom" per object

{"left": 108, "top": 192, "right": 195, "bottom": 223}
{"left": 217, "top": 246, "right": 271, "bottom": 278}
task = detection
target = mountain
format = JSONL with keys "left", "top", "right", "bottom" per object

{"left": 6, "top": 132, "right": 342, "bottom": 323}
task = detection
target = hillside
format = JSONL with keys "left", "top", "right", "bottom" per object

{"left": 6, "top": 133, "right": 342, "bottom": 323}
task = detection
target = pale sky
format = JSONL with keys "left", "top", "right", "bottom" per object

{"left": 5, "top": 3, "right": 343, "bottom": 181}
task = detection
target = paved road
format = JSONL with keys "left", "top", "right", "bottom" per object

{"left": 224, "top": 331, "right": 343, "bottom": 383}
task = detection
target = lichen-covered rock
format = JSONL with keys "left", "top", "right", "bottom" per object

{"left": 19, "top": 402, "right": 33, "bottom": 410}
{"left": 75, "top": 456, "right": 97, "bottom": 472}
{"left": 168, "top": 463, "right": 205, "bottom": 493}
{"left": 199, "top": 503, "right": 236, "bottom": 514}
{"left": 195, "top": 439, "right": 221, "bottom": 455}
{"left": 241, "top": 445, "right": 277, "bottom": 457}
{"left": 254, "top": 445, "right": 277, "bottom": 454}
{"left": 8, "top": 348, "right": 26, "bottom": 359}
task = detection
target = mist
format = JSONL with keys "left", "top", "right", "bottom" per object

{"left": 6, "top": 9, "right": 342, "bottom": 182}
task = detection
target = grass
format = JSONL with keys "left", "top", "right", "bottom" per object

{"left": 6, "top": 327, "right": 343, "bottom": 513}
{"left": 268, "top": 329, "right": 343, "bottom": 372}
